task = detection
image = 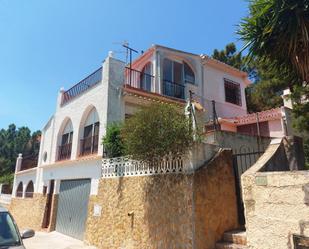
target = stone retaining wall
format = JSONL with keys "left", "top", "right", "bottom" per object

{"left": 85, "top": 149, "right": 239, "bottom": 249}
{"left": 242, "top": 138, "right": 309, "bottom": 249}
{"left": 9, "top": 194, "right": 46, "bottom": 231}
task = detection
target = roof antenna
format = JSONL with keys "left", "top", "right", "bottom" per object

{"left": 122, "top": 42, "right": 139, "bottom": 86}
{"left": 122, "top": 42, "right": 138, "bottom": 67}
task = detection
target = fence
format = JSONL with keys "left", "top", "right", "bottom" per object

{"left": 124, "top": 67, "right": 154, "bottom": 92}
{"left": 102, "top": 156, "right": 184, "bottom": 178}
{"left": 232, "top": 147, "right": 266, "bottom": 225}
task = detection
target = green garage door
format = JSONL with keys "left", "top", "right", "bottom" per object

{"left": 56, "top": 179, "right": 91, "bottom": 240}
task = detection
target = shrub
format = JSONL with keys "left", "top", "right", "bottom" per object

{"left": 121, "top": 103, "right": 194, "bottom": 162}
{"left": 102, "top": 123, "right": 124, "bottom": 158}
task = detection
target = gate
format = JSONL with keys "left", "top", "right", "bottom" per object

{"left": 56, "top": 179, "right": 91, "bottom": 240}
{"left": 232, "top": 147, "right": 265, "bottom": 226}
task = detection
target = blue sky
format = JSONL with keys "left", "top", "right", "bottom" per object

{"left": 0, "top": 0, "right": 249, "bottom": 131}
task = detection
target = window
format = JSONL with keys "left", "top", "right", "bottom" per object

{"left": 162, "top": 59, "right": 195, "bottom": 99}
{"left": 0, "top": 212, "right": 22, "bottom": 247}
{"left": 16, "top": 182, "right": 23, "bottom": 198}
{"left": 80, "top": 108, "right": 100, "bottom": 156}
{"left": 224, "top": 79, "right": 242, "bottom": 106}
{"left": 140, "top": 62, "right": 152, "bottom": 92}
{"left": 184, "top": 62, "right": 195, "bottom": 84}
{"left": 57, "top": 120, "right": 73, "bottom": 161}
{"left": 25, "top": 181, "right": 34, "bottom": 198}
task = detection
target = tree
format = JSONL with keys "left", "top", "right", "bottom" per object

{"left": 121, "top": 103, "right": 194, "bottom": 162}
{"left": 238, "top": 0, "right": 309, "bottom": 131}
{"left": 212, "top": 43, "right": 245, "bottom": 71}
{"left": 102, "top": 123, "right": 125, "bottom": 158}
{"left": 0, "top": 124, "right": 41, "bottom": 184}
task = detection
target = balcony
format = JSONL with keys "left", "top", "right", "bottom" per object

{"left": 80, "top": 135, "right": 99, "bottom": 156}
{"left": 19, "top": 155, "right": 38, "bottom": 171}
{"left": 124, "top": 67, "right": 154, "bottom": 92}
{"left": 57, "top": 143, "right": 72, "bottom": 161}
{"left": 61, "top": 67, "right": 102, "bottom": 106}
{"left": 163, "top": 80, "right": 185, "bottom": 100}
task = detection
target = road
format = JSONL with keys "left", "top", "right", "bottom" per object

{"left": 23, "top": 231, "right": 97, "bottom": 249}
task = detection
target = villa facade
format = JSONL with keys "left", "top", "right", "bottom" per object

{"left": 9, "top": 44, "right": 294, "bottom": 245}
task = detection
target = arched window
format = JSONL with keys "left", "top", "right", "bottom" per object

{"left": 16, "top": 182, "right": 23, "bottom": 198}
{"left": 140, "top": 62, "right": 152, "bottom": 92}
{"left": 25, "top": 181, "right": 34, "bottom": 198}
{"left": 162, "top": 59, "right": 196, "bottom": 99}
{"left": 184, "top": 62, "right": 195, "bottom": 84}
{"left": 58, "top": 119, "right": 73, "bottom": 161}
{"left": 80, "top": 108, "right": 100, "bottom": 156}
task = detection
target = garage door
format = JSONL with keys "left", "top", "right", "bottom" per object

{"left": 56, "top": 179, "right": 91, "bottom": 240}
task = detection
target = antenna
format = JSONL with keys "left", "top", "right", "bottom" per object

{"left": 122, "top": 43, "right": 139, "bottom": 85}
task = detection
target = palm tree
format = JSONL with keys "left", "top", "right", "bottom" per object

{"left": 238, "top": 0, "right": 309, "bottom": 83}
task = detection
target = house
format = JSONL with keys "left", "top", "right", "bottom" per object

{"left": 9, "top": 44, "right": 293, "bottom": 245}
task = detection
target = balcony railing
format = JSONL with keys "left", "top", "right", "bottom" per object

{"left": 20, "top": 155, "right": 38, "bottom": 171}
{"left": 57, "top": 143, "right": 72, "bottom": 161}
{"left": 163, "top": 80, "right": 185, "bottom": 100}
{"left": 80, "top": 135, "right": 99, "bottom": 156}
{"left": 61, "top": 67, "right": 102, "bottom": 106}
{"left": 124, "top": 67, "right": 154, "bottom": 92}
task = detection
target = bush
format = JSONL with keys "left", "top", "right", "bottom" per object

{"left": 121, "top": 103, "right": 194, "bottom": 162}
{"left": 102, "top": 123, "right": 125, "bottom": 158}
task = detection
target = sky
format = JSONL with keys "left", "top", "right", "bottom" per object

{"left": 0, "top": 0, "right": 249, "bottom": 131}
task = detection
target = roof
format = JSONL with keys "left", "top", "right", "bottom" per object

{"left": 131, "top": 44, "right": 250, "bottom": 83}
{"left": 0, "top": 205, "right": 8, "bottom": 212}
{"left": 218, "top": 107, "right": 283, "bottom": 126}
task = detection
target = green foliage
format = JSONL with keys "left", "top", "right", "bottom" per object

{"left": 102, "top": 123, "right": 125, "bottom": 158}
{"left": 212, "top": 43, "right": 245, "bottom": 71}
{"left": 121, "top": 103, "right": 194, "bottom": 162}
{"left": 0, "top": 173, "right": 14, "bottom": 185}
{"left": 238, "top": 0, "right": 309, "bottom": 127}
{"left": 0, "top": 124, "right": 40, "bottom": 184}
{"left": 238, "top": 0, "right": 309, "bottom": 83}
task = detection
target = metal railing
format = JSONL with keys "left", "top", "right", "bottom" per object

{"left": 80, "top": 135, "right": 99, "bottom": 156}
{"left": 61, "top": 67, "right": 102, "bottom": 106}
{"left": 124, "top": 67, "right": 154, "bottom": 92}
{"left": 20, "top": 155, "right": 38, "bottom": 171}
{"left": 57, "top": 143, "right": 72, "bottom": 161}
{"left": 163, "top": 80, "right": 185, "bottom": 100}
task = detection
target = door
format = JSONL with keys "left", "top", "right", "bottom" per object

{"left": 55, "top": 179, "right": 91, "bottom": 240}
{"left": 42, "top": 180, "right": 54, "bottom": 228}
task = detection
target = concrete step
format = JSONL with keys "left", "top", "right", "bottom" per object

{"left": 223, "top": 230, "right": 247, "bottom": 245}
{"left": 215, "top": 242, "right": 248, "bottom": 249}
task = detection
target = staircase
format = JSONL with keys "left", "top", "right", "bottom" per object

{"left": 215, "top": 230, "right": 247, "bottom": 249}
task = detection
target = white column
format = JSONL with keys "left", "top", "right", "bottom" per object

{"left": 12, "top": 154, "right": 23, "bottom": 197}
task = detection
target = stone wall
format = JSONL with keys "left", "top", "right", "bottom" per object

{"left": 85, "top": 174, "right": 194, "bottom": 249}
{"left": 242, "top": 137, "right": 309, "bottom": 249}
{"left": 9, "top": 194, "right": 46, "bottom": 231}
{"left": 194, "top": 149, "right": 239, "bottom": 249}
{"left": 85, "top": 149, "right": 239, "bottom": 249}
{"left": 243, "top": 171, "right": 309, "bottom": 249}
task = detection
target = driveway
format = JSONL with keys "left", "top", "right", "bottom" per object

{"left": 23, "top": 231, "right": 97, "bottom": 249}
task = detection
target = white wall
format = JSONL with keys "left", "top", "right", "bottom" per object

{"left": 31, "top": 53, "right": 126, "bottom": 194}
{"left": 268, "top": 119, "right": 284, "bottom": 138}
{"left": 13, "top": 169, "right": 37, "bottom": 198}
{"left": 203, "top": 66, "right": 247, "bottom": 118}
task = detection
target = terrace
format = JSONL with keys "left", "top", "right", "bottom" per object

{"left": 124, "top": 66, "right": 185, "bottom": 100}
{"left": 61, "top": 67, "right": 103, "bottom": 106}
